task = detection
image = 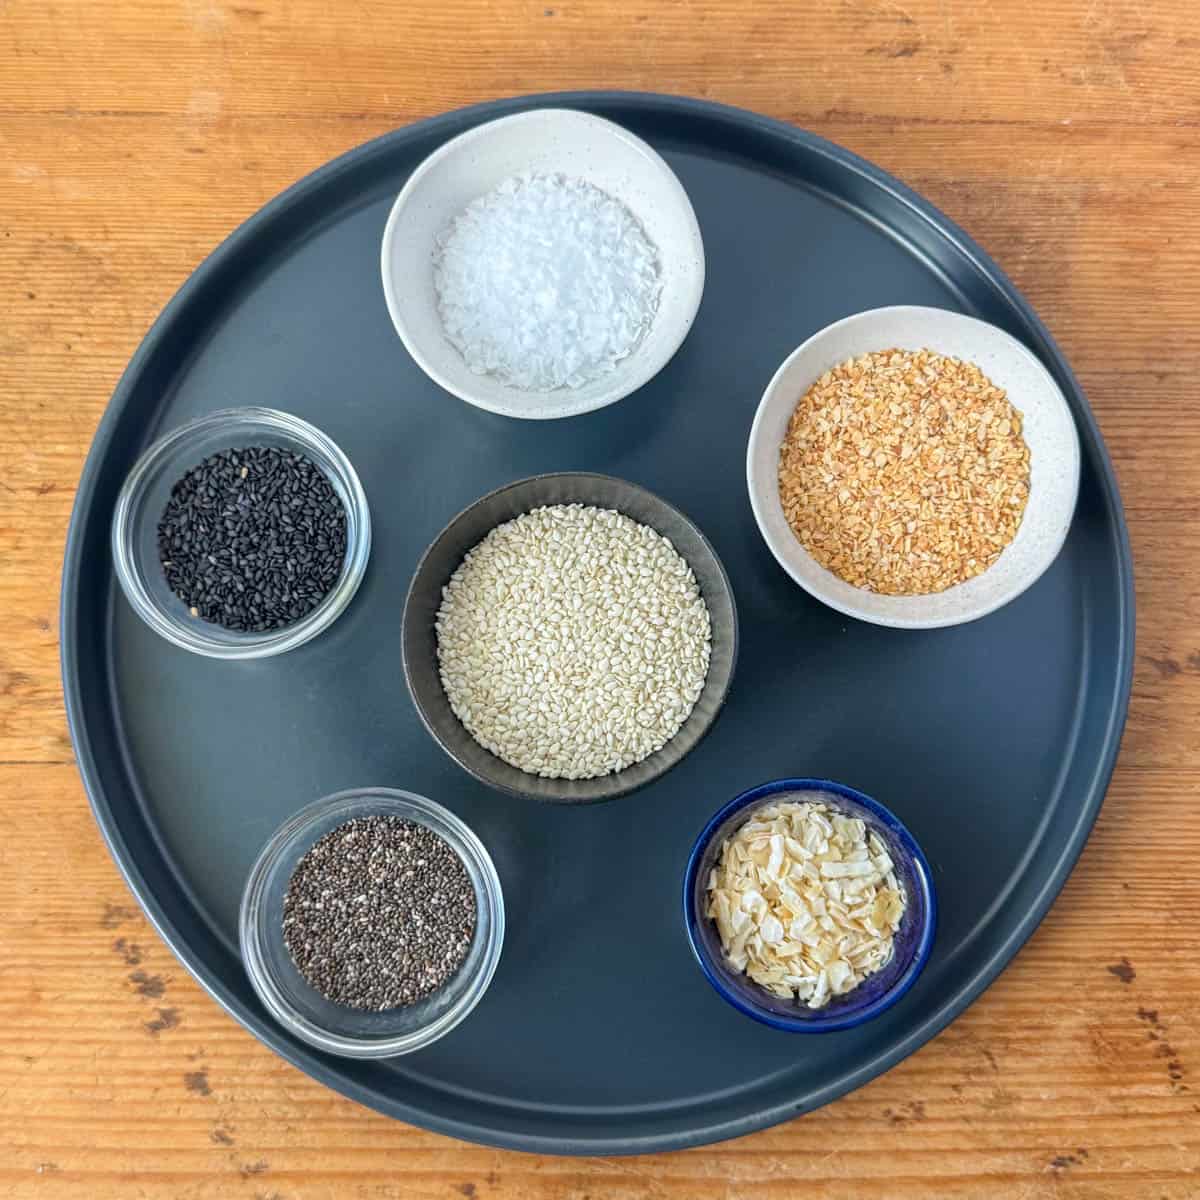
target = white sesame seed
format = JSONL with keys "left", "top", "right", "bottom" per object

{"left": 435, "top": 504, "right": 712, "bottom": 780}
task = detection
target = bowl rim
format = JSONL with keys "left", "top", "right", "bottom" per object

{"left": 401, "top": 470, "right": 740, "bottom": 803}
{"left": 683, "top": 777, "right": 937, "bottom": 1033}
{"left": 379, "top": 107, "right": 706, "bottom": 420}
{"left": 746, "top": 305, "right": 1082, "bottom": 629}
{"left": 111, "top": 406, "right": 371, "bottom": 658}
{"left": 238, "top": 786, "right": 506, "bottom": 1058}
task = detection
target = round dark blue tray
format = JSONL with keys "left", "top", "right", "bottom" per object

{"left": 61, "top": 92, "right": 1134, "bottom": 1155}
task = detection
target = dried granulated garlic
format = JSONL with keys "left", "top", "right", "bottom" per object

{"left": 706, "top": 796, "right": 906, "bottom": 1009}
{"left": 777, "top": 348, "right": 1031, "bottom": 595}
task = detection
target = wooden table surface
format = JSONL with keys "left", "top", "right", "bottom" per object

{"left": 2, "top": 0, "right": 1198, "bottom": 1195}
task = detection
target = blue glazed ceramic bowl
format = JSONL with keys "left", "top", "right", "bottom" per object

{"left": 684, "top": 778, "right": 936, "bottom": 1032}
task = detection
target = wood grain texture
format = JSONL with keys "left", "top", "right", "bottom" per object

{"left": 1, "top": 0, "right": 1198, "bottom": 1195}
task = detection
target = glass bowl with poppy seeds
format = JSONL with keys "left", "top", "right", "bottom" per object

{"left": 112, "top": 407, "right": 370, "bottom": 658}
{"left": 240, "top": 788, "right": 504, "bottom": 1057}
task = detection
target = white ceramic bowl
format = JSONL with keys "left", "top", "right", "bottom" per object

{"left": 380, "top": 108, "right": 705, "bottom": 420}
{"left": 747, "top": 306, "right": 1081, "bottom": 629}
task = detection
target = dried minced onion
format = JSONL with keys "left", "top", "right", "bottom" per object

{"left": 706, "top": 796, "right": 906, "bottom": 1009}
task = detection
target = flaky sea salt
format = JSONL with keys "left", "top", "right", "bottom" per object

{"left": 433, "top": 173, "right": 662, "bottom": 391}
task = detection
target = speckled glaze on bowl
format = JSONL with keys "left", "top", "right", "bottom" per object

{"left": 684, "top": 778, "right": 937, "bottom": 1033}
{"left": 747, "top": 306, "right": 1082, "bottom": 629}
{"left": 380, "top": 108, "right": 705, "bottom": 419}
{"left": 401, "top": 472, "right": 738, "bottom": 804}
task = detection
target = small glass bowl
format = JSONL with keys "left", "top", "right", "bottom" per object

{"left": 239, "top": 788, "right": 505, "bottom": 1058}
{"left": 111, "top": 407, "right": 370, "bottom": 658}
{"left": 683, "top": 778, "right": 936, "bottom": 1033}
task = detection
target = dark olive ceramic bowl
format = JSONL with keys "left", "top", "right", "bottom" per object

{"left": 402, "top": 472, "right": 739, "bottom": 803}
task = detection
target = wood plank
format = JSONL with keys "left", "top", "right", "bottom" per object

{"left": 2, "top": 0, "right": 1198, "bottom": 127}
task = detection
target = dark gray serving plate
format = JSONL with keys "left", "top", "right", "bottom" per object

{"left": 61, "top": 92, "right": 1134, "bottom": 1155}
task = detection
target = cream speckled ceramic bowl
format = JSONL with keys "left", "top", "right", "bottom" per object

{"left": 380, "top": 108, "right": 705, "bottom": 420}
{"left": 747, "top": 306, "right": 1081, "bottom": 629}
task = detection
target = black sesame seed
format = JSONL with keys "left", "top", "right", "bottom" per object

{"left": 281, "top": 817, "right": 477, "bottom": 1011}
{"left": 156, "top": 445, "right": 347, "bottom": 633}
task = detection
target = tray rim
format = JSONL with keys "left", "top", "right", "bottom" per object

{"left": 60, "top": 89, "right": 1136, "bottom": 1155}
